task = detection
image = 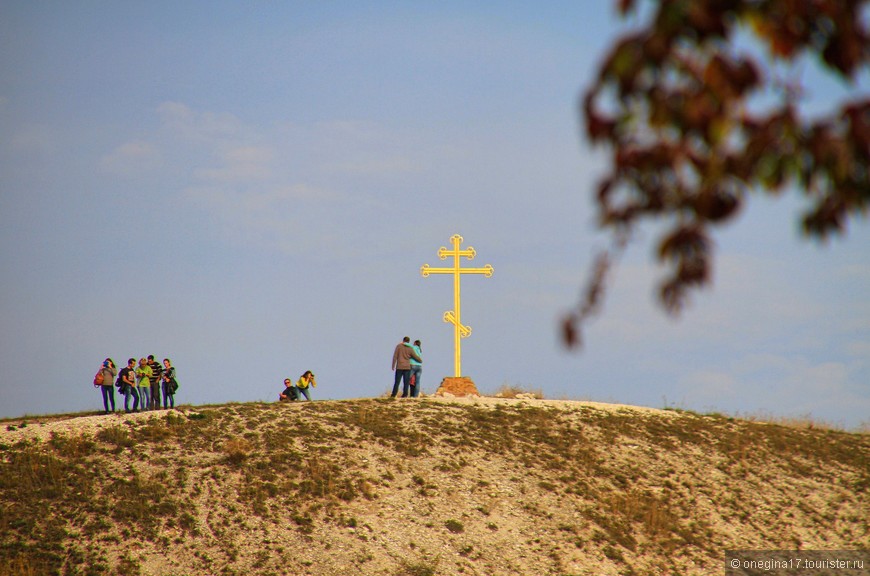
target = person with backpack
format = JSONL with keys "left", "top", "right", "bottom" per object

{"left": 161, "top": 358, "right": 178, "bottom": 409}
{"left": 95, "top": 358, "right": 117, "bottom": 414}
{"left": 119, "top": 358, "right": 139, "bottom": 413}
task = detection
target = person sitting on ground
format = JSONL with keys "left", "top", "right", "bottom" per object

{"left": 278, "top": 378, "right": 298, "bottom": 401}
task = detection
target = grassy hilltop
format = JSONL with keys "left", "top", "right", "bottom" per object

{"left": 0, "top": 397, "right": 867, "bottom": 576}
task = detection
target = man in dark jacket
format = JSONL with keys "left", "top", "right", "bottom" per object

{"left": 391, "top": 336, "right": 422, "bottom": 398}
{"left": 147, "top": 355, "right": 164, "bottom": 410}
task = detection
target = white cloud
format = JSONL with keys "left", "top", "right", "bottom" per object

{"left": 139, "top": 102, "right": 448, "bottom": 260}
{"left": 846, "top": 340, "right": 870, "bottom": 357}
{"left": 321, "top": 156, "right": 421, "bottom": 176}
{"left": 679, "top": 370, "right": 738, "bottom": 403}
{"left": 100, "top": 140, "right": 162, "bottom": 174}
{"left": 182, "top": 178, "right": 348, "bottom": 258}
{"left": 270, "top": 182, "right": 337, "bottom": 202}
{"left": 157, "top": 101, "right": 192, "bottom": 122}
{"left": 6, "top": 124, "right": 55, "bottom": 155}
{"left": 195, "top": 145, "right": 275, "bottom": 182}
{"left": 303, "top": 120, "right": 427, "bottom": 177}
{"left": 184, "top": 182, "right": 337, "bottom": 215}
{"left": 157, "top": 101, "right": 250, "bottom": 144}
{"left": 676, "top": 350, "right": 868, "bottom": 425}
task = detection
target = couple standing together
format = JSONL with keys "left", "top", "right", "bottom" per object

{"left": 391, "top": 336, "right": 423, "bottom": 398}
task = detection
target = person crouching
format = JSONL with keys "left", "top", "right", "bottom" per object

{"left": 279, "top": 378, "right": 298, "bottom": 401}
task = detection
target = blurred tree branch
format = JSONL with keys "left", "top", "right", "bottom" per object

{"left": 564, "top": 0, "right": 869, "bottom": 347}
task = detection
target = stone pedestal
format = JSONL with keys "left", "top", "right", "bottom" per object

{"left": 433, "top": 377, "right": 481, "bottom": 398}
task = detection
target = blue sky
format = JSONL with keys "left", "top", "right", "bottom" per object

{"left": 1, "top": 1, "right": 868, "bottom": 428}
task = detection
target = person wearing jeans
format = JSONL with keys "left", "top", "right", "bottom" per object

{"left": 147, "top": 355, "right": 163, "bottom": 410}
{"left": 124, "top": 383, "right": 140, "bottom": 413}
{"left": 295, "top": 371, "right": 317, "bottom": 401}
{"left": 119, "top": 358, "right": 139, "bottom": 413}
{"left": 409, "top": 340, "right": 423, "bottom": 397}
{"left": 135, "top": 358, "right": 152, "bottom": 411}
{"left": 391, "top": 336, "right": 422, "bottom": 398}
{"left": 161, "top": 358, "right": 177, "bottom": 409}
{"left": 97, "top": 358, "right": 117, "bottom": 413}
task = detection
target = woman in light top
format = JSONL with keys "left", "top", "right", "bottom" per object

{"left": 97, "top": 358, "right": 118, "bottom": 414}
{"left": 409, "top": 340, "right": 423, "bottom": 397}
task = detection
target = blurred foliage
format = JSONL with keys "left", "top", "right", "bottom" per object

{"left": 566, "top": 0, "right": 869, "bottom": 345}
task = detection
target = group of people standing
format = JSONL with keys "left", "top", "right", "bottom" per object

{"left": 95, "top": 356, "right": 178, "bottom": 414}
{"left": 391, "top": 336, "right": 423, "bottom": 397}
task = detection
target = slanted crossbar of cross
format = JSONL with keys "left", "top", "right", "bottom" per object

{"left": 421, "top": 234, "right": 493, "bottom": 377}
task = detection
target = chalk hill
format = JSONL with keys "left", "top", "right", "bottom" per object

{"left": 0, "top": 397, "right": 867, "bottom": 575}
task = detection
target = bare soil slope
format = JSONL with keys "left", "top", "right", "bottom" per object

{"left": 0, "top": 397, "right": 867, "bottom": 575}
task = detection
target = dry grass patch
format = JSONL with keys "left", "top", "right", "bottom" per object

{"left": 0, "top": 398, "right": 867, "bottom": 575}
{"left": 491, "top": 383, "right": 544, "bottom": 399}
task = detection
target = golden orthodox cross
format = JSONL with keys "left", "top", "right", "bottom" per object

{"left": 420, "top": 234, "right": 493, "bottom": 377}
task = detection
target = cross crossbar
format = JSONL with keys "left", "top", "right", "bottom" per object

{"left": 421, "top": 265, "right": 493, "bottom": 276}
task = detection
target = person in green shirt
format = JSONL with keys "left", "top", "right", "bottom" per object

{"left": 135, "top": 358, "right": 153, "bottom": 411}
